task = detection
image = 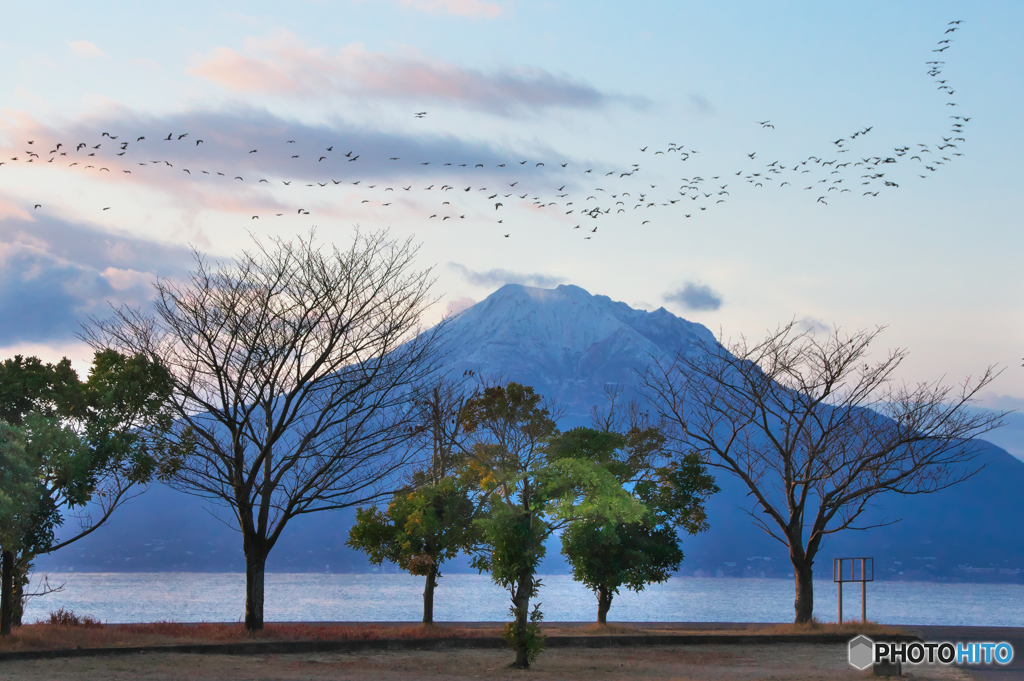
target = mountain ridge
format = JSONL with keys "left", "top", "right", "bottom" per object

{"left": 435, "top": 283, "right": 715, "bottom": 421}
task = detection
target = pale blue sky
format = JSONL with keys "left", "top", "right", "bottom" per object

{"left": 0, "top": 0, "right": 1021, "bottom": 405}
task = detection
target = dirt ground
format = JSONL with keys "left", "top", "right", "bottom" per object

{"left": 0, "top": 643, "right": 977, "bottom": 681}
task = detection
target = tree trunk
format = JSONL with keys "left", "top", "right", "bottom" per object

{"left": 510, "top": 570, "right": 532, "bottom": 669}
{"left": 244, "top": 550, "right": 267, "bottom": 632}
{"left": 422, "top": 564, "right": 437, "bottom": 625}
{"left": 597, "top": 586, "right": 613, "bottom": 625}
{"left": 1, "top": 550, "right": 13, "bottom": 636}
{"left": 11, "top": 568, "right": 24, "bottom": 627}
{"left": 793, "top": 558, "right": 814, "bottom": 624}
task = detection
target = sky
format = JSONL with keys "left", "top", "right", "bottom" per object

{"left": 0, "top": 0, "right": 1021, "bottom": 408}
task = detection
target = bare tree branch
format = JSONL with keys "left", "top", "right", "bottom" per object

{"left": 83, "top": 228, "right": 442, "bottom": 631}
{"left": 641, "top": 321, "right": 1006, "bottom": 623}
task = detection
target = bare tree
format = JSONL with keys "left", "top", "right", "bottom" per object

{"left": 641, "top": 322, "right": 1004, "bottom": 624}
{"left": 86, "top": 229, "right": 441, "bottom": 631}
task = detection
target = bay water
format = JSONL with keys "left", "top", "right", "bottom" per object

{"left": 21, "top": 573, "right": 1024, "bottom": 627}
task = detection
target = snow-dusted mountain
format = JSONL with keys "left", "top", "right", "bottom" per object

{"left": 436, "top": 284, "right": 715, "bottom": 420}
{"left": 35, "top": 283, "right": 1024, "bottom": 583}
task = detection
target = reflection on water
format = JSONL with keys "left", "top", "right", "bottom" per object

{"left": 21, "top": 572, "right": 1024, "bottom": 627}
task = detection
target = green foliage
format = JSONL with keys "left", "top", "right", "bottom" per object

{"left": 461, "top": 384, "right": 654, "bottom": 665}
{"left": 347, "top": 475, "right": 478, "bottom": 575}
{"left": 470, "top": 503, "right": 547, "bottom": 588}
{"left": 0, "top": 422, "right": 56, "bottom": 552}
{"left": 0, "top": 356, "right": 84, "bottom": 426}
{"left": 82, "top": 349, "right": 180, "bottom": 483}
{"left": 557, "top": 427, "right": 720, "bottom": 614}
{"left": 0, "top": 351, "right": 179, "bottom": 631}
{"left": 500, "top": 601, "right": 546, "bottom": 666}
{"left": 460, "top": 383, "right": 557, "bottom": 445}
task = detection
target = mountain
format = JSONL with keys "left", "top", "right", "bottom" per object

{"left": 34, "top": 284, "right": 1024, "bottom": 583}
{"left": 434, "top": 283, "right": 716, "bottom": 422}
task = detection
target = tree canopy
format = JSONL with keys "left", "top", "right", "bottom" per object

{"left": 0, "top": 350, "right": 176, "bottom": 634}
{"left": 556, "top": 424, "right": 718, "bottom": 624}
{"left": 460, "top": 383, "right": 645, "bottom": 668}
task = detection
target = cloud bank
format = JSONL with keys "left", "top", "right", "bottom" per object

{"left": 664, "top": 281, "right": 722, "bottom": 311}
{"left": 0, "top": 216, "right": 193, "bottom": 344}
{"left": 189, "top": 33, "right": 608, "bottom": 116}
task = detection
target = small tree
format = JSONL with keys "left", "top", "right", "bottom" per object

{"left": 556, "top": 425, "right": 718, "bottom": 624}
{"left": 348, "top": 377, "right": 480, "bottom": 624}
{"left": 0, "top": 422, "right": 42, "bottom": 636}
{"left": 86, "top": 229, "right": 441, "bottom": 631}
{"left": 641, "top": 323, "right": 1004, "bottom": 623}
{"left": 0, "top": 351, "right": 176, "bottom": 634}
{"left": 461, "top": 383, "right": 643, "bottom": 669}
{"left": 348, "top": 476, "right": 478, "bottom": 623}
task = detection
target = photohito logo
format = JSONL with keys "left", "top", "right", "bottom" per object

{"left": 848, "top": 635, "right": 1014, "bottom": 669}
{"left": 848, "top": 635, "right": 874, "bottom": 670}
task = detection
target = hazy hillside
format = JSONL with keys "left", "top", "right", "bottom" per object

{"left": 35, "top": 284, "right": 1024, "bottom": 583}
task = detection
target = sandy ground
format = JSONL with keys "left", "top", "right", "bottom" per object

{"left": 0, "top": 643, "right": 977, "bottom": 681}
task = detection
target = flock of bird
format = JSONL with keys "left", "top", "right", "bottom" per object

{"left": 5, "top": 22, "right": 969, "bottom": 240}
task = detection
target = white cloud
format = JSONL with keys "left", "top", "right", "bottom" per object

{"left": 448, "top": 262, "right": 566, "bottom": 288}
{"left": 69, "top": 41, "right": 105, "bottom": 59}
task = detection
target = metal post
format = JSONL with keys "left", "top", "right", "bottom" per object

{"left": 861, "top": 558, "right": 867, "bottom": 623}
{"left": 838, "top": 578, "right": 843, "bottom": 624}
{"left": 835, "top": 556, "right": 873, "bottom": 627}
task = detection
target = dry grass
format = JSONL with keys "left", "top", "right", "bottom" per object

{"left": 0, "top": 620, "right": 497, "bottom": 653}
{"left": 757, "top": 618, "right": 906, "bottom": 637}
{"left": 0, "top": 644, "right": 974, "bottom": 681}
{"left": 567, "top": 623, "right": 648, "bottom": 635}
{"left": 0, "top": 609, "right": 906, "bottom": 655}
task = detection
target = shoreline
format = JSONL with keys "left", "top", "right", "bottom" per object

{"left": 29, "top": 569, "right": 1024, "bottom": 585}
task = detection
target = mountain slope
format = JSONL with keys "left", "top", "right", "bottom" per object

{"left": 435, "top": 284, "right": 715, "bottom": 421}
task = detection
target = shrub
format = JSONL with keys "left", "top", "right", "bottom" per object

{"left": 47, "top": 607, "right": 101, "bottom": 628}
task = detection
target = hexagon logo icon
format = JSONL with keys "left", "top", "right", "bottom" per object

{"left": 849, "top": 635, "right": 874, "bottom": 670}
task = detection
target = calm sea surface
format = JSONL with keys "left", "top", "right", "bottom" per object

{"left": 21, "top": 573, "right": 1024, "bottom": 627}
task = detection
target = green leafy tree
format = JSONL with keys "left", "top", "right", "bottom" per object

{"left": 348, "top": 476, "right": 478, "bottom": 623}
{"left": 460, "top": 383, "right": 644, "bottom": 669}
{"left": 0, "top": 351, "right": 177, "bottom": 634}
{"left": 348, "top": 376, "right": 481, "bottom": 624}
{"left": 0, "top": 422, "right": 46, "bottom": 636}
{"left": 556, "top": 424, "right": 718, "bottom": 623}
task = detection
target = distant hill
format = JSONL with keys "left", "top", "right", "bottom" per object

{"left": 35, "top": 284, "right": 1024, "bottom": 583}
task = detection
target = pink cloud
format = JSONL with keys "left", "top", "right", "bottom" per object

{"left": 188, "top": 33, "right": 606, "bottom": 115}
{"left": 399, "top": 0, "right": 502, "bottom": 18}
{"left": 0, "top": 198, "right": 32, "bottom": 221}
{"left": 445, "top": 296, "right": 477, "bottom": 316}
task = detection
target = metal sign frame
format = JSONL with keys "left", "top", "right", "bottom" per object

{"left": 833, "top": 557, "right": 874, "bottom": 623}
